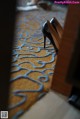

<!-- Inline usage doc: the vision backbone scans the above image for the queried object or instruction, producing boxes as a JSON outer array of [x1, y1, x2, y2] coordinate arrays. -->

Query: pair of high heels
[[42, 17, 63, 53]]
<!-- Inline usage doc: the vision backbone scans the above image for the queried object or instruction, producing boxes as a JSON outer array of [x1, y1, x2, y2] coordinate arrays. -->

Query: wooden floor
[[19, 91, 80, 119]]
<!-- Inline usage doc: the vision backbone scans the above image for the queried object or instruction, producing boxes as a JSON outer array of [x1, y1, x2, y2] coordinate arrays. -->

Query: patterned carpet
[[9, 5, 67, 119]]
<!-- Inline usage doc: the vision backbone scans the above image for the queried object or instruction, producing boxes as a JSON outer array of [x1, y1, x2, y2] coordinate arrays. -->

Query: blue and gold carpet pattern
[[9, 6, 67, 119]]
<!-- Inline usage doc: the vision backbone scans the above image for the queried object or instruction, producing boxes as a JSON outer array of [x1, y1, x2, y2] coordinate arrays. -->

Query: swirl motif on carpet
[[9, 7, 67, 118]]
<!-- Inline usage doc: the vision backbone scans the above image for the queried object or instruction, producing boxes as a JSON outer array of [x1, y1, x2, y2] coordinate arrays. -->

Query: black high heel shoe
[[50, 17, 63, 39], [42, 20, 60, 52], [42, 17, 63, 50]]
